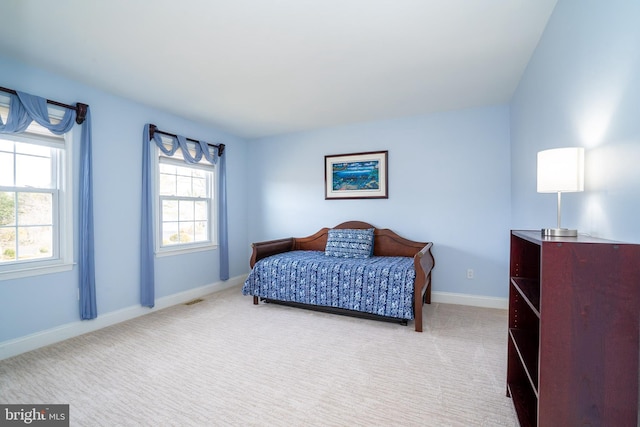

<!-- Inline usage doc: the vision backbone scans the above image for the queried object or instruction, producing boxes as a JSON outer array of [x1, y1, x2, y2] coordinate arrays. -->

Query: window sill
[[0, 261, 74, 281], [156, 244, 219, 258]]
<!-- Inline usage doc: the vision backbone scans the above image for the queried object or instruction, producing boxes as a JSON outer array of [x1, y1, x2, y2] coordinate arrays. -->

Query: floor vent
[[184, 298, 204, 306]]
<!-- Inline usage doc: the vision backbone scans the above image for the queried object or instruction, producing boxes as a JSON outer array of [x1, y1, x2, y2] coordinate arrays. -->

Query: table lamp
[[537, 147, 584, 237]]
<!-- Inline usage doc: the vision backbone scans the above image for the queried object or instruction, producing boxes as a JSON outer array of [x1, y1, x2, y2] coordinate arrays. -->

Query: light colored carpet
[[0, 285, 517, 426]]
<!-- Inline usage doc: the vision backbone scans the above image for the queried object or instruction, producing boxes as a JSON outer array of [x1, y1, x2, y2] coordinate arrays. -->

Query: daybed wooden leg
[[253, 296, 259, 305], [414, 293, 423, 332], [425, 278, 432, 304]]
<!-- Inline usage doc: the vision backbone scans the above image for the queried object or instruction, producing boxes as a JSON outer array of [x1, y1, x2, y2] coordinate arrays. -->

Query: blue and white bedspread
[[242, 250, 416, 319]]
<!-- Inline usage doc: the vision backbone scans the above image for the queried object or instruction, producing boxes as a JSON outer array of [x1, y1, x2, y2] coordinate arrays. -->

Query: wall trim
[[0, 275, 245, 361], [432, 291, 508, 310]]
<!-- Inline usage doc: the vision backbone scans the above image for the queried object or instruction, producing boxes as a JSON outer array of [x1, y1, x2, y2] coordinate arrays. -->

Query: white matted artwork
[[324, 150, 388, 199]]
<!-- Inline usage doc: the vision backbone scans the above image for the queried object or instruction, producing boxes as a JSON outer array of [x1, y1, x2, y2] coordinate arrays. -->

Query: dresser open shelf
[[507, 230, 640, 426]]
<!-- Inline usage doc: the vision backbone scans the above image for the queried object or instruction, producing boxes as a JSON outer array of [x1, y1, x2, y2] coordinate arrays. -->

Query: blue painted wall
[[0, 55, 249, 342], [6, 0, 637, 348], [511, 0, 640, 242], [247, 105, 512, 299]]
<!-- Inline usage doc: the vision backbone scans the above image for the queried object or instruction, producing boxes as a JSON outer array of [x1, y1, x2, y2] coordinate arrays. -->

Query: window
[[0, 104, 73, 279], [155, 140, 217, 254]]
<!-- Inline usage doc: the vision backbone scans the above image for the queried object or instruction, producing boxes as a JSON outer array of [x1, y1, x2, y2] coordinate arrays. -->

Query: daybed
[[242, 221, 435, 332]]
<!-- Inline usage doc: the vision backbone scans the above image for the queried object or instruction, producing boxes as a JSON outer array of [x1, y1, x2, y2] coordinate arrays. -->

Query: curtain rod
[[0, 86, 88, 125], [149, 124, 225, 156]]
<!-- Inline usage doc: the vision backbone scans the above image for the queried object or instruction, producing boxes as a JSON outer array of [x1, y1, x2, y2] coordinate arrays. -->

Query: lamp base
[[541, 228, 578, 237]]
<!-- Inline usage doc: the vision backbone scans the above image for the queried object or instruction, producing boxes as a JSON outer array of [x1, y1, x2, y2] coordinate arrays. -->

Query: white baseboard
[[0, 275, 245, 361], [432, 291, 508, 310]]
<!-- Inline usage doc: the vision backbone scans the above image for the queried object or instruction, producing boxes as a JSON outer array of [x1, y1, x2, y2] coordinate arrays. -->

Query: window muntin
[[155, 145, 216, 253]]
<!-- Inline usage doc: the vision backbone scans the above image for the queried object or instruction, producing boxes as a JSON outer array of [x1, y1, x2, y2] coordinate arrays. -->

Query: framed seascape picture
[[324, 150, 388, 199]]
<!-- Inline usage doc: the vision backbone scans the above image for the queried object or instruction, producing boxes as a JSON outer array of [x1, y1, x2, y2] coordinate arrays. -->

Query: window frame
[[0, 114, 74, 280], [153, 143, 218, 257]]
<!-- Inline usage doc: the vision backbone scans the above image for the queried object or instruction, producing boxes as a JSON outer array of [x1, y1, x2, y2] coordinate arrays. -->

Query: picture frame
[[324, 150, 388, 199]]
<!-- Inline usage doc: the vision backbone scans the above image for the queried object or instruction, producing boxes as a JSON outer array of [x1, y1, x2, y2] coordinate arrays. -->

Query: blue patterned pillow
[[325, 228, 375, 258]]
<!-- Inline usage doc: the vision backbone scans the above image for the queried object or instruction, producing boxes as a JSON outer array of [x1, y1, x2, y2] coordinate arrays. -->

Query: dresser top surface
[[511, 230, 628, 245]]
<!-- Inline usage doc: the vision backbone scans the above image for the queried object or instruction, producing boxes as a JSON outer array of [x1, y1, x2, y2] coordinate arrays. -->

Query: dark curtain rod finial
[[149, 123, 158, 140], [76, 103, 88, 125]]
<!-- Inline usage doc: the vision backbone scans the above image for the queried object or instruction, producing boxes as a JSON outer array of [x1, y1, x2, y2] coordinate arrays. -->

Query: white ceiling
[[0, 0, 557, 139]]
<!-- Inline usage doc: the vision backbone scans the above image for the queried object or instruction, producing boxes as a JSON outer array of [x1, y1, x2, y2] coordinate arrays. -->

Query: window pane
[[162, 222, 193, 245], [17, 193, 52, 225], [0, 152, 13, 186], [179, 200, 194, 221], [17, 226, 52, 260], [0, 230, 16, 262], [192, 177, 206, 198], [159, 163, 177, 196], [179, 225, 194, 243], [0, 192, 15, 226], [194, 201, 208, 221], [194, 221, 208, 242], [159, 173, 176, 196], [162, 222, 179, 246], [176, 176, 191, 196], [16, 154, 52, 188], [162, 200, 178, 222]]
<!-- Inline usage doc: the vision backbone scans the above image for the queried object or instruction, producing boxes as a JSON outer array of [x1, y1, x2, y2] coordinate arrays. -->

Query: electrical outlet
[[466, 269, 474, 279]]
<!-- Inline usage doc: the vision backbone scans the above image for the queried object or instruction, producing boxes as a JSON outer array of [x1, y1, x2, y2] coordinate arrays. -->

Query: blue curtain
[[0, 91, 97, 320], [140, 124, 156, 307], [218, 154, 229, 280], [140, 124, 228, 308]]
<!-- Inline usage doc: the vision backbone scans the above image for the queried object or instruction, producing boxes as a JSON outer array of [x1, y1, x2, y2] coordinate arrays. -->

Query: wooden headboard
[[293, 221, 427, 258]]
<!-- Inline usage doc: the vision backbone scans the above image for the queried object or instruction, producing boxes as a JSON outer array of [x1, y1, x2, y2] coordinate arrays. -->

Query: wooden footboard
[[248, 221, 435, 331], [413, 242, 435, 332]]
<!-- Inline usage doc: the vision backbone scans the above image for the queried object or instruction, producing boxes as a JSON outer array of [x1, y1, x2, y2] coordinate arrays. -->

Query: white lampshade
[[537, 147, 584, 193]]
